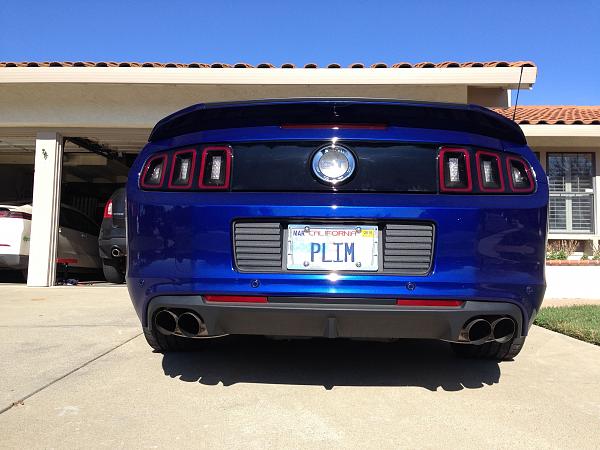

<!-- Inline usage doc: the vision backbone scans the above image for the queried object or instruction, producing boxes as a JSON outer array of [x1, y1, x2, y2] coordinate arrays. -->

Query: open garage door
[[0, 128, 148, 285]]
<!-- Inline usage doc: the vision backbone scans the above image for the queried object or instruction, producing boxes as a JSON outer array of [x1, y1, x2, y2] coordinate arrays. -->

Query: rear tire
[[143, 328, 200, 353], [451, 336, 526, 361], [102, 259, 125, 284]]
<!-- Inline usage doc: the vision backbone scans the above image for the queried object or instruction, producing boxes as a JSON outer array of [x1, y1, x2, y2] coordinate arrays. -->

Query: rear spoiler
[[149, 98, 526, 145]]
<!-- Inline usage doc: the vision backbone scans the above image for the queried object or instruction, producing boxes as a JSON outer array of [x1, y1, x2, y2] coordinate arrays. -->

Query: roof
[[492, 106, 600, 125], [0, 60, 535, 69]]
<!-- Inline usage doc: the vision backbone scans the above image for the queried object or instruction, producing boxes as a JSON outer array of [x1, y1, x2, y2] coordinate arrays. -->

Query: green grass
[[535, 305, 600, 346]]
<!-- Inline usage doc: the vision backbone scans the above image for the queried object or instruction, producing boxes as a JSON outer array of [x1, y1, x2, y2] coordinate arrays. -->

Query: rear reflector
[[204, 295, 268, 303], [396, 299, 464, 307]]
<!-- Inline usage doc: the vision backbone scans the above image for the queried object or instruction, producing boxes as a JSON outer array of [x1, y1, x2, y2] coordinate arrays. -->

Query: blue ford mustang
[[126, 98, 548, 360]]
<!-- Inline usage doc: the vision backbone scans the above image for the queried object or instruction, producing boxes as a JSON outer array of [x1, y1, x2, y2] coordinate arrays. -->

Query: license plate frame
[[286, 224, 379, 272]]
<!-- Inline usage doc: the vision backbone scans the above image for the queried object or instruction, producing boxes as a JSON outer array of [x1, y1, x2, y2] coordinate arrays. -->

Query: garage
[[0, 61, 536, 286]]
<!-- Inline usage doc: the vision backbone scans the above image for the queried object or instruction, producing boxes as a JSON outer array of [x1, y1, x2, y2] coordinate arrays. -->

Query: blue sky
[[1, 0, 598, 105]]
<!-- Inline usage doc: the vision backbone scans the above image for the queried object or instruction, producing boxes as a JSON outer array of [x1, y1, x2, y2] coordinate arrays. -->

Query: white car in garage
[[0, 202, 101, 276]]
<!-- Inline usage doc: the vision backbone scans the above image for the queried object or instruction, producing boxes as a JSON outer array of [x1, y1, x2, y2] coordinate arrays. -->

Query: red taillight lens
[[0, 210, 32, 220], [199, 146, 232, 189], [475, 150, 504, 192], [439, 147, 472, 192], [168, 149, 196, 189], [506, 156, 534, 192], [396, 299, 464, 307], [140, 154, 168, 188], [103, 199, 113, 219], [204, 295, 268, 303]]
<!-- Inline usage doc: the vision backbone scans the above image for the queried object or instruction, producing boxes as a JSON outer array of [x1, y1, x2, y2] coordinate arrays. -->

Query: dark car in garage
[[99, 188, 127, 283]]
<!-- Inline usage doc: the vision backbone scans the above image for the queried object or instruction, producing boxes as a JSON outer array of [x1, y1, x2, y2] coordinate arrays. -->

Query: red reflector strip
[[396, 299, 464, 307], [56, 258, 78, 265], [204, 295, 268, 303], [281, 123, 387, 130]]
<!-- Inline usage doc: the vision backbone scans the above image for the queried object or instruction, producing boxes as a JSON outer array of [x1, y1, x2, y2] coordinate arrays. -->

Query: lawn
[[535, 305, 600, 346]]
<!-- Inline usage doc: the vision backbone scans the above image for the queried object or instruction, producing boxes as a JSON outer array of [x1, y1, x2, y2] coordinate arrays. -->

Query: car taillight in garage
[[103, 199, 113, 219], [0, 210, 32, 220]]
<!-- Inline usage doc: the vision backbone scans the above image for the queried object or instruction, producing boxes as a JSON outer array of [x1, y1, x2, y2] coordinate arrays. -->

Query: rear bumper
[[146, 295, 524, 341], [99, 237, 127, 259], [0, 254, 28, 270]]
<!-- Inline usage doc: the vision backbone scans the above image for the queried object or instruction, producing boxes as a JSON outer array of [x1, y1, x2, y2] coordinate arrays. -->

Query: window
[[547, 153, 595, 233]]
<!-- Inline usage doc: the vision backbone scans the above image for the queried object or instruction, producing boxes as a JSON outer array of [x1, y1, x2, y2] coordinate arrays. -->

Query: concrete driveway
[[0, 285, 599, 449]]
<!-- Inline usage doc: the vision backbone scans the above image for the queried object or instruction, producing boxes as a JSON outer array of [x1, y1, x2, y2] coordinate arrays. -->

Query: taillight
[[168, 149, 196, 189], [506, 156, 534, 192], [199, 146, 232, 189], [439, 147, 472, 192], [140, 154, 167, 188], [103, 199, 113, 219], [0, 210, 32, 220], [438, 147, 535, 194], [475, 150, 504, 192], [139, 145, 233, 191]]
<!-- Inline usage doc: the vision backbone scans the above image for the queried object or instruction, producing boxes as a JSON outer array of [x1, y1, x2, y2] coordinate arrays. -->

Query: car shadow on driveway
[[161, 336, 502, 391]]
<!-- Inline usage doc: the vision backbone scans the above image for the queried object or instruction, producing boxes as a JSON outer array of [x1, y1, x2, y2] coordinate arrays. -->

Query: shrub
[[546, 240, 578, 260]]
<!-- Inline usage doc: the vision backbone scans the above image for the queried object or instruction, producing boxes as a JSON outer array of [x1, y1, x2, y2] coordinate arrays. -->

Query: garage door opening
[[0, 142, 34, 283]]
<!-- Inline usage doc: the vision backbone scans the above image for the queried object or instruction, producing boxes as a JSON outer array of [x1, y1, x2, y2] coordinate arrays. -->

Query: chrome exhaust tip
[[111, 247, 122, 258], [177, 312, 207, 338], [154, 310, 178, 335], [460, 318, 492, 344], [491, 317, 516, 343]]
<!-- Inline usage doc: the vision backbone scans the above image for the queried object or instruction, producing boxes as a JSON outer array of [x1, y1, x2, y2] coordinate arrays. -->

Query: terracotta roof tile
[[492, 106, 600, 125], [0, 60, 536, 69]]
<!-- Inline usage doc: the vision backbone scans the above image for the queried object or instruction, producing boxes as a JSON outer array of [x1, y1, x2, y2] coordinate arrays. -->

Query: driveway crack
[[0, 332, 142, 415]]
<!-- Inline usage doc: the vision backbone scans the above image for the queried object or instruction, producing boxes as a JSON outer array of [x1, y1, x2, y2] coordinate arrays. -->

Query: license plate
[[287, 224, 379, 271]]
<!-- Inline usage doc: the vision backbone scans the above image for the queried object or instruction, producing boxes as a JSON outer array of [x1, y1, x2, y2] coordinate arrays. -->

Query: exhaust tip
[[111, 247, 121, 258], [492, 317, 516, 343], [155, 310, 178, 335], [465, 319, 492, 343], [177, 312, 207, 337]]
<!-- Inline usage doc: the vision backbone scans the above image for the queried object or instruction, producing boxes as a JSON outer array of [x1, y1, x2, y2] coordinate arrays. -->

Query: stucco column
[[27, 132, 63, 286]]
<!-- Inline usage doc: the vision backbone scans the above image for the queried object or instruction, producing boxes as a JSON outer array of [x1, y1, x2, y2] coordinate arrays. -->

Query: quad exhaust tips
[[459, 317, 516, 344], [154, 309, 208, 338]]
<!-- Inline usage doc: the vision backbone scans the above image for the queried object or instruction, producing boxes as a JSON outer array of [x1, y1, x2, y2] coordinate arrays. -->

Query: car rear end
[[99, 188, 127, 283], [127, 99, 548, 359], [0, 203, 32, 271]]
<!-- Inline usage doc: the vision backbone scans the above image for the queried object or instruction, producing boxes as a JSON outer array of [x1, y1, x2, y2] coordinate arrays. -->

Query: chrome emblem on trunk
[[311, 144, 356, 185]]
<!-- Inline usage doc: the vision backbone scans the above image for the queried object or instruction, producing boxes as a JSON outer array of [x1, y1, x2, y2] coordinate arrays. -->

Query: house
[[0, 60, 597, 285]]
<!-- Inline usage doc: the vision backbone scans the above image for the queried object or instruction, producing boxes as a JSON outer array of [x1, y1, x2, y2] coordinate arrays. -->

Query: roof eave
[[0, 66, 537, 88]]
